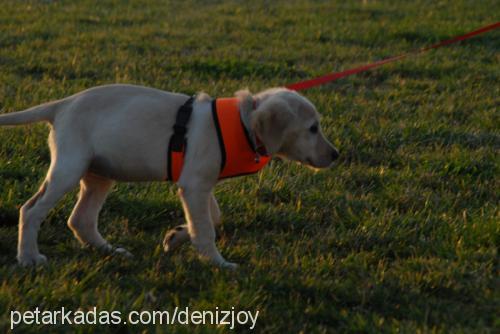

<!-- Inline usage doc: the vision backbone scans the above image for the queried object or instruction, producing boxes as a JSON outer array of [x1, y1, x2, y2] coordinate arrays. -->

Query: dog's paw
[[113, 247, 134, 258], [17, 253, 47, 267], [163, 227, 188, 253], [219, 261, 239, 270], [98, 244, 133, 258]]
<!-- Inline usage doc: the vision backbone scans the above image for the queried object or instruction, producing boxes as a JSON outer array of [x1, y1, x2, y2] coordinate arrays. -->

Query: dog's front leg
[[178, 187, 237, 269], [163, 192, 220, 253]]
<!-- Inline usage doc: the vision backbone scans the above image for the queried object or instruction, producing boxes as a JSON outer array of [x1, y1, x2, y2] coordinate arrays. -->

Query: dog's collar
[[254, 135, 268, 162], [240, 98, 268, 161]]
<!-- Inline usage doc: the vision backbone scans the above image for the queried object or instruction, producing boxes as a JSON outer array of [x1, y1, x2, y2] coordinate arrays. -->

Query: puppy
[[0, 84, 338, 268]]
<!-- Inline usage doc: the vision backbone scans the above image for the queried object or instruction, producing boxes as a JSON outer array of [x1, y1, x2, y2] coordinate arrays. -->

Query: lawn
[[0, 0, 498, 332]]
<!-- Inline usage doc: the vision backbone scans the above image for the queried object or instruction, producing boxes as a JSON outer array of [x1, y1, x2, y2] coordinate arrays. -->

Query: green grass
[[0, 0, 499, 332]]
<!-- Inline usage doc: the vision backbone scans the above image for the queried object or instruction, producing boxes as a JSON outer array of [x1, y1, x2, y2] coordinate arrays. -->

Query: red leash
[[286, 22, 500, 91]]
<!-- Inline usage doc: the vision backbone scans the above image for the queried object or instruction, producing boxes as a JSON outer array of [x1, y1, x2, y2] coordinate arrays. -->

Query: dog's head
[[240, 88, 339, 169]]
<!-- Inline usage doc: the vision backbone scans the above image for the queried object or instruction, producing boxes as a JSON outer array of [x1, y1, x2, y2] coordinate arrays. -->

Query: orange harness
[[167, 97, 270, 182]]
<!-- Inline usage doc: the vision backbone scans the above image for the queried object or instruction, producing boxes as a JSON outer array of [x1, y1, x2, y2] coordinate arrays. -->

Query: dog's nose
[[331, 149, 339, 161]]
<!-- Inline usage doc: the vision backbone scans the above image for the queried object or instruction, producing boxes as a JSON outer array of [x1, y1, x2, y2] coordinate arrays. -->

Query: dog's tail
[[0, 100, 63, 126]]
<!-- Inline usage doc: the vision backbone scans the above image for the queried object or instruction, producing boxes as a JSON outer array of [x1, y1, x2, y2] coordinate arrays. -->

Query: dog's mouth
[[303, 157, 321, 171], [289, 155, 324, 171], [304, 156, 335, 170]]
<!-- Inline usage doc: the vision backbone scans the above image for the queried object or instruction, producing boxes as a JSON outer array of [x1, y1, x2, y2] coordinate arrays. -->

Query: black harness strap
[[167, 96, 195, 180]]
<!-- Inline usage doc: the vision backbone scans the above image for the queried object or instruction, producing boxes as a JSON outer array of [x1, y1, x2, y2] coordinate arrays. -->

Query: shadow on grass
[[104, 195, 183, 230], [0, 207, 18, 227]]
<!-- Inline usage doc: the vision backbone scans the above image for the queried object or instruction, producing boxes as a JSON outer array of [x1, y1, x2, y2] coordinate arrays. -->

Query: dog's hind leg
[[163, 192, 220, 253], [17, 156, 87, 266], [67, 173, 130, 256]]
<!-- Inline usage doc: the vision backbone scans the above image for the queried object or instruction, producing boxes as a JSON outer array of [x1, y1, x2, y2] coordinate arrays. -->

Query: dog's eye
[[309, 125, 318, 134]]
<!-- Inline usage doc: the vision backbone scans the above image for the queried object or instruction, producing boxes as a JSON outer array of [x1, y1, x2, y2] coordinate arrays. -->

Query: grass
[[0, 0, 498, 332]]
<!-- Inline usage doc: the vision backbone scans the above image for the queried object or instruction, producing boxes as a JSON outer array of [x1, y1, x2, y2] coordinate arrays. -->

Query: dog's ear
[[252, 97, 294, 154], [236, 89, 254, 126]]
